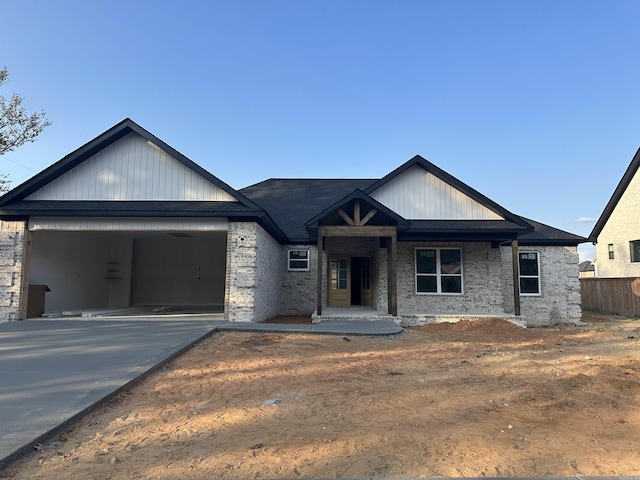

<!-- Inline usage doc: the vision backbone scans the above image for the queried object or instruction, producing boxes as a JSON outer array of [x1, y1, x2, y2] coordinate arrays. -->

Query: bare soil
[[3, 313, 640, 479]]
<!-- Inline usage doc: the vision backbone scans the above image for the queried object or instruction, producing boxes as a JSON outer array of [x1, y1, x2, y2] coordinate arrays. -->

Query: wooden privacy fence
[[581, 277, 640, 316]]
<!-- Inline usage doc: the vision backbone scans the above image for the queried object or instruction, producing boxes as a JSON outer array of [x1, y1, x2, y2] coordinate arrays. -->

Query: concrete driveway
[[0, 318, 220, 468]]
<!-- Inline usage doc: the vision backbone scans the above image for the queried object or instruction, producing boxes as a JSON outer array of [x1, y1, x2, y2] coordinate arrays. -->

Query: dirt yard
[[3, 313, 640, 479]]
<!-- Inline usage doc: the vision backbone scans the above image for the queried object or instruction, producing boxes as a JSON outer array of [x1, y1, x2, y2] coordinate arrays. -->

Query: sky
[[1, 0, 639, 261]]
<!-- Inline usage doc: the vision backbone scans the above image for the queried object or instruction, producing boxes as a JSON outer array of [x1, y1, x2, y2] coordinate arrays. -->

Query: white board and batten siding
[[370, 165, 503, 220], [26, 132, 236, 202], [28, 217, 229, 231]]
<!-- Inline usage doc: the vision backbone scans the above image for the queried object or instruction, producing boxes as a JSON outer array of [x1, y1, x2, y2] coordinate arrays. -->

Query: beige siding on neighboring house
[[370, 165, 503, 220], [594, 164, 640, 277], [26, 132, 236, 202]]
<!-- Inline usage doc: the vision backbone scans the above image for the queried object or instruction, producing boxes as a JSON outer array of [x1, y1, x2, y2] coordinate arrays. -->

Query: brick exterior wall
[[227, 221, 287, 323], [594, 164, 640, 277], [279, 244, 318, 316], [501, 245, 582, 325], [253, 223, 283, 322], [225, 222, 259, 322], [0, 221, 28, 322], [396, 241, 505, 315], [342, 240, 580, 326], [0, 218, 581, 326], [377, 247, 388, 314]]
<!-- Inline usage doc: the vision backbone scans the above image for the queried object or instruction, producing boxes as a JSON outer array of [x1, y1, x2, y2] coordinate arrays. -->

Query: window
[[519, 252, 540, 295], [416, 248, 462, 294], [330, 259, 348, 289], [288, 249, 309, 271], [630, 241, 640, 263], [608, 244, 614, 260]]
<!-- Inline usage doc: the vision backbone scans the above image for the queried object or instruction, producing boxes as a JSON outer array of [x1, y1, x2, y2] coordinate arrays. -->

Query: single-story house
[[0, 119, 585, 326]]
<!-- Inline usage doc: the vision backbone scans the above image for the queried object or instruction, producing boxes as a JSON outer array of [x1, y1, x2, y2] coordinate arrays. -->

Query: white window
[[415, 248, 463, 294], [288, 249, 309, 271], [519, 252, 540, 295]]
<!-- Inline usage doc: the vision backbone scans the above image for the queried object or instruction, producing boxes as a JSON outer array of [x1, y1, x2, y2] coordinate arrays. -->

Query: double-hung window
[[416, 248, 463, 294], [288, 249, 309, 271], [519, 252, 540, 295]]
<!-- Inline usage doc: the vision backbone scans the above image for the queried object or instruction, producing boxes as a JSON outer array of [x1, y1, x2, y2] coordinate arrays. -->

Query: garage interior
[[27, 231, 227, 317]]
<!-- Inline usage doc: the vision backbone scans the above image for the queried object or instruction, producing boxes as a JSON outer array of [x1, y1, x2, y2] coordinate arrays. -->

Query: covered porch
[[306, 191, 529, 321]]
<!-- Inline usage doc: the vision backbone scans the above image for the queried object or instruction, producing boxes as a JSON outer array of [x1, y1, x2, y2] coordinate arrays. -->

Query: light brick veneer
[[501, 245, 582, 325], [0, 221, 28, 322]]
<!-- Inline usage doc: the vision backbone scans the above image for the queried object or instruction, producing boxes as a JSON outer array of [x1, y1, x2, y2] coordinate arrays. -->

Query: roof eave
[[518, 238, 587, 247]]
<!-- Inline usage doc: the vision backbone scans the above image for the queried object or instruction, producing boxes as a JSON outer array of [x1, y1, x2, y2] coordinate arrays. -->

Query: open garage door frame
[[25, 217, 228, 317]]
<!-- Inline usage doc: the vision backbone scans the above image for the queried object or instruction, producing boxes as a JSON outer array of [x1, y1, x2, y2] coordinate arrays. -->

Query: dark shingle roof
[[0, 117, 586, 246], [518, 218, 586, 246], [241, 179, 586, 245], [240, 178, 376, 241]]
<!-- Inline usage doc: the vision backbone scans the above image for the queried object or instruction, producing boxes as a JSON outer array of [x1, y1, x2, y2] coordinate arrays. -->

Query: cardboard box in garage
[[27, 285, 51, 318]]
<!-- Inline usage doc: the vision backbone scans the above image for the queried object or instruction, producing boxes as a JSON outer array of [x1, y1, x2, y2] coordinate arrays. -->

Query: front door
[[328, 256, 372, 307], [328, 257, 350, 306]]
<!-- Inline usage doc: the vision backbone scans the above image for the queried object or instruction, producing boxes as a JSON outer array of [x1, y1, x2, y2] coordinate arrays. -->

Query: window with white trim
[[416, 248, 463, 294], [519, 252, 540, 295], [608, 244, 614, 260], [288, 249, 310, 271]]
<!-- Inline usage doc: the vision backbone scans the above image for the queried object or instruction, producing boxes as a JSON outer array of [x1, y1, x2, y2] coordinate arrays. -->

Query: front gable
[[369, 164, 503, 220], [0, 118, 289, 241], [305, 189, 410, 235], [366, 155, 529, 226], [25, 131, 236, 201], [0, 118, 248, 206]]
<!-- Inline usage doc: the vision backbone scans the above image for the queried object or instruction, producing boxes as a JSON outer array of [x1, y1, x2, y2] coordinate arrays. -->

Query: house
[[588, 147, 640, 278], [0, 119, 585, 326], [578, 260, 595, 278]]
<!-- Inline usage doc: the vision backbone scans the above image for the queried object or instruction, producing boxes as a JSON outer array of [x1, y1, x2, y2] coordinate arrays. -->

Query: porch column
[[316, 234, 323, 315], [511, 239, 521, 316], [387, 232, 397, 316]]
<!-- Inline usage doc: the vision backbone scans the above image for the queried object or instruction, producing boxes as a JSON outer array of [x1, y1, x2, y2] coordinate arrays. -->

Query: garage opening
[[27, 230, 227, 317]]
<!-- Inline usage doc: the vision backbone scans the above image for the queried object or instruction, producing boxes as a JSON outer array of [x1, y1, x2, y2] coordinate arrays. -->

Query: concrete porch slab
[[313, 308, 527, 328]]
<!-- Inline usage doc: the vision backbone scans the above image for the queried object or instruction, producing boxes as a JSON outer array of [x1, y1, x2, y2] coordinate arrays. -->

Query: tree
[[0, 173, 10, 194], [0, 67, 51, 156]]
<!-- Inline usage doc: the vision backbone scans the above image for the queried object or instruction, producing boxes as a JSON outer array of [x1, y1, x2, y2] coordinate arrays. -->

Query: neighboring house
[[578, 260, 595, 278], [588, 147, 640, 278], [0, 119, 585, 326]]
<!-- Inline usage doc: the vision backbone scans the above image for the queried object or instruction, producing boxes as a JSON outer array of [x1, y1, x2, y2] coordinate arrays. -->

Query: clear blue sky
[[2, 0, 639, 260]]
